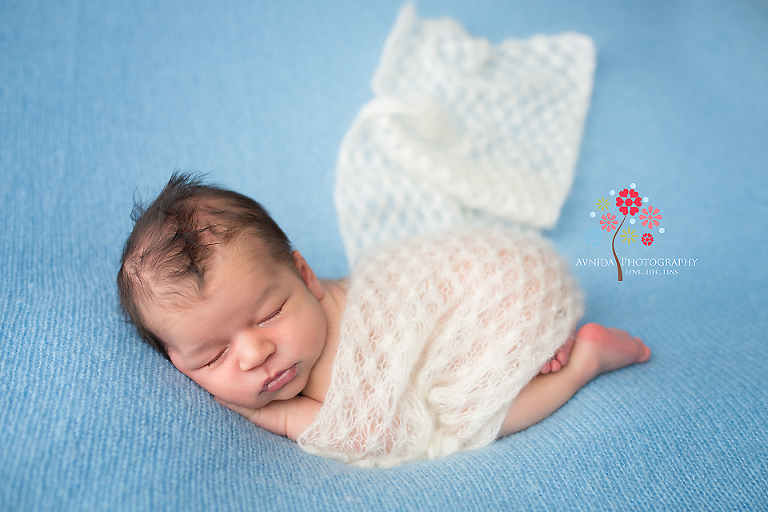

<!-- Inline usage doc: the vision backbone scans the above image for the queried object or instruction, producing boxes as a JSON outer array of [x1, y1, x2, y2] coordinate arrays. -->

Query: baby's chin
[[238, 382, 306, 410], [211, 363, 311, 409]]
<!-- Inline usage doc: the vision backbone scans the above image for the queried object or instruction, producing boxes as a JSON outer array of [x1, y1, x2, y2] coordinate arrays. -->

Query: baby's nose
[[236, 333, 275, 371]]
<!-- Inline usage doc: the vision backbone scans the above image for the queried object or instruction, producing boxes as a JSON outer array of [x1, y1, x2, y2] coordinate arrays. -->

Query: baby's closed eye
[[258, 299, 287, 327], [203, 347, 228, 368]]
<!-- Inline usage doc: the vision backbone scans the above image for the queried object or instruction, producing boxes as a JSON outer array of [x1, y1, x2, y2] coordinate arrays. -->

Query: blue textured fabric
[[2, 1, 767, 510]]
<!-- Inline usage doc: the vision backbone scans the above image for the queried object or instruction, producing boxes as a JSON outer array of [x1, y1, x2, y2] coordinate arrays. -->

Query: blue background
[[2, 1, 766, 510]]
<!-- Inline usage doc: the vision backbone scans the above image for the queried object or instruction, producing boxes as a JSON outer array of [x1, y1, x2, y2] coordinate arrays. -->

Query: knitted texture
[[334, 4, 596, 265], [298, 229, 584, 467]]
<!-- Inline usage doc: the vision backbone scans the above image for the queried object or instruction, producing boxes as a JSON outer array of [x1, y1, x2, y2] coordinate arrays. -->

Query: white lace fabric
[[335, 4, 595, 266], [300, 5, 594, 466], [298, 229, 584, 467]]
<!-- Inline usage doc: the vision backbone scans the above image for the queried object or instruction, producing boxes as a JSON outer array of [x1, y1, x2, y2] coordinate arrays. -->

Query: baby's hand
[[215, 396, 322, 440]]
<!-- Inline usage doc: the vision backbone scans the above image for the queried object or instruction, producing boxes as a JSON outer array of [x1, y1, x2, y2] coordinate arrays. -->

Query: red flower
[[616, 188, 643, 216], [600, 213, 618, 232], [639, 205, 662, 230], [642, 233, 654, 246]]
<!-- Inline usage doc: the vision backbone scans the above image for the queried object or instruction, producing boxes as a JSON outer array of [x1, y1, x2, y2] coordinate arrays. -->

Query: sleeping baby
[[117, 173, 650, 467]]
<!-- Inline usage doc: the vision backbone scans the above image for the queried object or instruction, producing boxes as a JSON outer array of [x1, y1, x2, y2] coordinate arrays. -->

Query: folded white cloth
[[335, 4, 595, 266]]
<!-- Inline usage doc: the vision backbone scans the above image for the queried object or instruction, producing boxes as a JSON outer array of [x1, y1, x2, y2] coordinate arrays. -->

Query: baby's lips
[[262, 364, 297, 393]]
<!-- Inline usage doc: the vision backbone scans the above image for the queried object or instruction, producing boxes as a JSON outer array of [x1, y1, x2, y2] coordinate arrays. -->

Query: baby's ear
[[292, 251, 324, 300]]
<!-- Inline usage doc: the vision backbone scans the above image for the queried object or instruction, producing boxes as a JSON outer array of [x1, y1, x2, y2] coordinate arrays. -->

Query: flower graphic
[[642, 233, 654, 246], [592, 184, 666, 281], [639, 205, 662, 230], [616, 188, 643, 216], [584, 227, 603, 247], [600, 213, 618, 232], [620, 227, 637, 245]]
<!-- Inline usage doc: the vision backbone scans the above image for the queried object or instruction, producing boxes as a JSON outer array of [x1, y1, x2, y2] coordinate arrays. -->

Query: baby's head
[[117, 172, 295, 358], [118, 173, 328, 408]]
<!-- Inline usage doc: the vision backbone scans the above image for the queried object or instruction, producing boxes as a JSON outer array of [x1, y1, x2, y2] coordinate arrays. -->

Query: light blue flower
[[584, 227, 602, 247]]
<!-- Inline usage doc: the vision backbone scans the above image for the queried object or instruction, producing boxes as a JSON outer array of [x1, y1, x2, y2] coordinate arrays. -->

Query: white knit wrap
[[334, 4, 595, 266], [298, 5, 594, 466], [297, 229, 584, 466]]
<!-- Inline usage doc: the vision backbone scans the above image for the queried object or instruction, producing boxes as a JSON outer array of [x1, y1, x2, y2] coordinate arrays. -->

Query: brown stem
[[612, 216, 626, 281]]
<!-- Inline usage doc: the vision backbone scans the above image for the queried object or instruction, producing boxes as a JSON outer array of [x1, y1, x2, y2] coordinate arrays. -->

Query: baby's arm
[[216, 396, 322, 440]]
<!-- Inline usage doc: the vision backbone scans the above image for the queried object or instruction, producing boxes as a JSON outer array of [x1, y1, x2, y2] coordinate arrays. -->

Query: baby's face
[[145, 244, 328, 410]]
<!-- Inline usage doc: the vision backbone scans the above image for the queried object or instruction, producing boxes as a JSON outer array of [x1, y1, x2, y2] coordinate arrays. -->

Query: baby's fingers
[[215, 397, 262, 424]]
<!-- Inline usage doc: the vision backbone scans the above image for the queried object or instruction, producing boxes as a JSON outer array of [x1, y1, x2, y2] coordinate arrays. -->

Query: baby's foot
[[540, 336, 575, 374], [570, 323, 651, 380]]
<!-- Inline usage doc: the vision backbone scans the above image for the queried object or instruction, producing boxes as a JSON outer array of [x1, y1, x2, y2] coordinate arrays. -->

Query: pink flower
[[616, 188, 643, 216], [639, 205, 662, 230], [642, 233, 654, 246], [600, 213, 618, 232]]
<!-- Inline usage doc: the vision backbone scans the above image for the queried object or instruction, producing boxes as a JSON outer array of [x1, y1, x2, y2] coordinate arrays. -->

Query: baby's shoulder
[[321, 278, 349, 307]]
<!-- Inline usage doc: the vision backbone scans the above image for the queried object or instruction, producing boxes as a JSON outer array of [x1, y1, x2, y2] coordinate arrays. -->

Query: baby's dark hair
[[117, 172, 293, 359]]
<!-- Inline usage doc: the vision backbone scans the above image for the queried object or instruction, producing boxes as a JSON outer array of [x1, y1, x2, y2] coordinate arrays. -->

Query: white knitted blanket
[[298, 5, 594, 466], [334, 4, 595, 266], [298, 229, 584, 466]]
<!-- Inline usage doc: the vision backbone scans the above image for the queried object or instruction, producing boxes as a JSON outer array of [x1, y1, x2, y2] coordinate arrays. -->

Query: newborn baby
[[118, 173, 650, 466]]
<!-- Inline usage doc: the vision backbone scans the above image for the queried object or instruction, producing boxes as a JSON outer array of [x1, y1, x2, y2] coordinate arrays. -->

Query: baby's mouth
[[262, 364, 297, 394]]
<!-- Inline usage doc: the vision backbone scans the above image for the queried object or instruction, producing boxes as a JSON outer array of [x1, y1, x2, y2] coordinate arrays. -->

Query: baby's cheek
[[193, 376, 221, 397], [186, 372, 236, 404]]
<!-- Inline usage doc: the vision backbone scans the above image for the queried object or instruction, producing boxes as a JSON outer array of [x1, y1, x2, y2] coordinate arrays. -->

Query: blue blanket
[[2, 1, 766, 510]]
